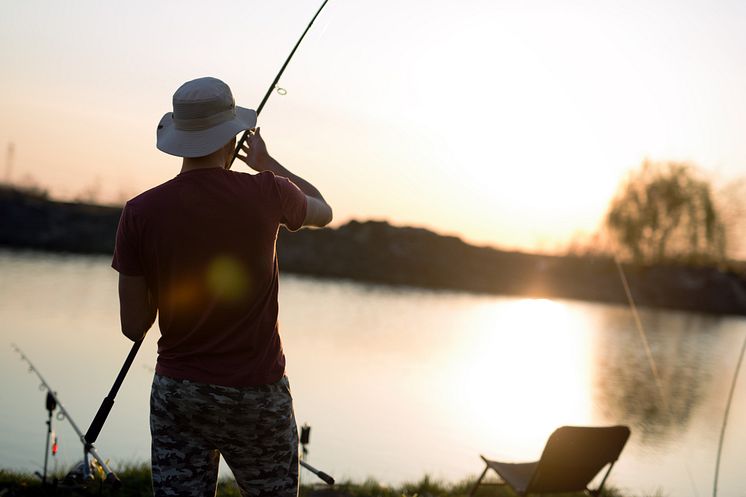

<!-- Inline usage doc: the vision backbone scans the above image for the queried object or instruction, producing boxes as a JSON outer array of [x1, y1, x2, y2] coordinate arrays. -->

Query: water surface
[[1, 250, 745, 496]]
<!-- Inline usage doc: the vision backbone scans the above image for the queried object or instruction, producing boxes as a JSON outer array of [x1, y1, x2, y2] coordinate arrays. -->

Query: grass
[[0, 464, 660, 497]]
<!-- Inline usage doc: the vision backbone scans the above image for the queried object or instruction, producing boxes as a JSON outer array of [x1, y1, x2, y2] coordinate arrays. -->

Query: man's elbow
[[304, 198, 333, 228], [122, 327, 145, 342], [319, 205, 333, 227], [312, 205, 333, 228], [121, 323, 147, 342], [120, 313, 155, 342]]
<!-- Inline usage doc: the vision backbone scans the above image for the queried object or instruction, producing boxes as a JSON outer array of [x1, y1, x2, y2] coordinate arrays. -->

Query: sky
[[1, 0, 746, 253]]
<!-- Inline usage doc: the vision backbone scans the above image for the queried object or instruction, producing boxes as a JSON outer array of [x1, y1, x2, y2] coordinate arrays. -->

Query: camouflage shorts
[[150, 374, 299, 497]]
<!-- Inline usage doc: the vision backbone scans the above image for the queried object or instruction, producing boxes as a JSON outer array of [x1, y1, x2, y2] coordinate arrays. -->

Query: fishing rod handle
[[109, 339, 143, 397], [85, 396, 114, 444], [85, 339, 142, 444], [315, 471, 335, 486], [300, 460, 335, 485]]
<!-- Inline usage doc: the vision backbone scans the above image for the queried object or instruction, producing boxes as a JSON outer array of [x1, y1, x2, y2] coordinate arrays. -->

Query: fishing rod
[[613, 249, 746, 496], [85, 0, 336, 486], [12, 344, 119, 485], [230, 0, 331, 168], [713, 331, 746, 497], [609, 247, 701, 495]]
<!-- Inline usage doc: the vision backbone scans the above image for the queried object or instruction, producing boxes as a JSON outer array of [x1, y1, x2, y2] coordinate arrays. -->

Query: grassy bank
[[0, 464, 654, 497]]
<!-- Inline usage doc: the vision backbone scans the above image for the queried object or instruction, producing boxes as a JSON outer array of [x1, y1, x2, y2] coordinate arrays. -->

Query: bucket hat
[[156, 77, 257, 158]]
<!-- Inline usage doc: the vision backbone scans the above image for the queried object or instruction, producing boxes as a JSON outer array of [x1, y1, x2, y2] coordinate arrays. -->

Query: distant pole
[[5, 142, 13, 185]]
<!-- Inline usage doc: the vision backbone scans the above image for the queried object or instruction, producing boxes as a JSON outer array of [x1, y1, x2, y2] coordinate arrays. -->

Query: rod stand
[[42, 391, 57, 485], [297, 424, 334, 485]]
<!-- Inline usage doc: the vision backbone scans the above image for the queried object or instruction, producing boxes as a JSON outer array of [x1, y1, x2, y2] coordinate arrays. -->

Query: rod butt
[[317, 471, 334, 486]]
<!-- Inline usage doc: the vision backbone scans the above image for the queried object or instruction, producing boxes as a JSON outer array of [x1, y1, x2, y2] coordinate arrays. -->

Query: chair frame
[[469, 425, 630, 497]]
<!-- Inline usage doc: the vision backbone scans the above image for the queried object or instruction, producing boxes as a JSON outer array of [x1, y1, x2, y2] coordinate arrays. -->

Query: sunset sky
[[1, 0, 745, 252]]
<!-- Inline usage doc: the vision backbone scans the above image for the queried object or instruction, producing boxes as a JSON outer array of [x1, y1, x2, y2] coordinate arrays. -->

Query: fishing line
[[712, 330, 746, 497], [616, 251, 746, 497], [613, 256, 669, 411], [612, 254, 701, 497]]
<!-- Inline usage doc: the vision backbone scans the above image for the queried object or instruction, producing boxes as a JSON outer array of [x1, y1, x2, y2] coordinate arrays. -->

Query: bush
[[606, 160, 726, 264]]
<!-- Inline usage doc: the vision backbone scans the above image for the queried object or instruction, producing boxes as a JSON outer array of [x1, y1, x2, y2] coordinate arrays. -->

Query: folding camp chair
[[469, 425, 630, 497]]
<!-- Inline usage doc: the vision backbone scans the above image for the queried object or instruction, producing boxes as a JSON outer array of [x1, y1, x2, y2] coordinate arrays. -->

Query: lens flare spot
[[207, 256, 249, 302], [167, 279, 199, 308]]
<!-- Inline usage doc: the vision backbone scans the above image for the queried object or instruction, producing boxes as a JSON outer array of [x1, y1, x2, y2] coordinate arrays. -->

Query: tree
[[605, 160, 726, 264], [717, 179, 746, 261]]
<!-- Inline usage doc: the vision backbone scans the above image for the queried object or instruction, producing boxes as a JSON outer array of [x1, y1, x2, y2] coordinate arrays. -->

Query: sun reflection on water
[[440, 298, 594, 461]]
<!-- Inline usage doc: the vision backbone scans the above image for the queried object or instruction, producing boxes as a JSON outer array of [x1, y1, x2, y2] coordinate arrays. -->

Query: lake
[[1, 250, 745, 496]]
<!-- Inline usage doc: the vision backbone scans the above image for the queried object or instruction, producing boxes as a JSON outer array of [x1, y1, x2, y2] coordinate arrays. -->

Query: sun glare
[[441, 298, 593, 460]]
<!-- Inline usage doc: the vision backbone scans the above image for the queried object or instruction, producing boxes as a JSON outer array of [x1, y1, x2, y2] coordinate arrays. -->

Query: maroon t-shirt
[[112, 168, 307, 387]]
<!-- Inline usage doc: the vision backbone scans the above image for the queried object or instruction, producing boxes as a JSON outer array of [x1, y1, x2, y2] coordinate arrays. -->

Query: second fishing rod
[[13, 344, 119, 485], [85, 0, 334, 486]]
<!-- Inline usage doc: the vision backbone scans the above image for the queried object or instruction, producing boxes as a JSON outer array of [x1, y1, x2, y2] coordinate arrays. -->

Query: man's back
[[113, 168, 306, 386]]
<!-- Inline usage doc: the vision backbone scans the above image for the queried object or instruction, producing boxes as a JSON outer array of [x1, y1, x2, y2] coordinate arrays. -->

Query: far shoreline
[[2, 186, 745, 317]]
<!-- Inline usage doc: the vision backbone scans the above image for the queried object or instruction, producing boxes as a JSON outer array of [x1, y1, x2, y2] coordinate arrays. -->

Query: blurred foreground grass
[[0, 463, 651, 497]]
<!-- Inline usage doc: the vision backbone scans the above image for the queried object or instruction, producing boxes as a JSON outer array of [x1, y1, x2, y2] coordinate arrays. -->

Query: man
[[112, 76, 332, 497]]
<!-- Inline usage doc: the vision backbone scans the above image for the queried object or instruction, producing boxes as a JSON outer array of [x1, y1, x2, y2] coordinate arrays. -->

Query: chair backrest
[[526, 425, 630, 494]]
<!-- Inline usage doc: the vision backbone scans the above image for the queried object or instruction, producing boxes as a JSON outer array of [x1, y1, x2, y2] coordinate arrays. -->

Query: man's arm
[[261, 157, 333, 228], [118, 274, 157, 342], [236, 127, 333, 227]]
